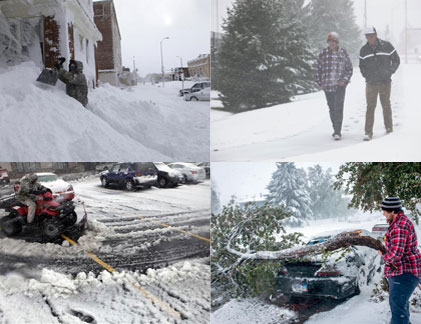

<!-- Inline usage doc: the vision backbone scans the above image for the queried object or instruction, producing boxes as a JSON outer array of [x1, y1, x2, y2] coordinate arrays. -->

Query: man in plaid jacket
[[315, 32, 353, 141], [379, 197, 421, 324]]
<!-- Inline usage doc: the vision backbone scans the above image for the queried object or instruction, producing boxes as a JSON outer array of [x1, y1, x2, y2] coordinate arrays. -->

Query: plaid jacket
[[315, 47, 353, 92], [383, 213, 421, 278]]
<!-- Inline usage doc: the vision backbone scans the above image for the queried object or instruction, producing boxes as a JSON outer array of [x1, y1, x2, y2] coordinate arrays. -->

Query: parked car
[[184, 87, 210, 101], [275, 230, 380, 300], [14, 172, 75, 201], [154, 162, 183, 188], [0, 167, 10, 184], [167, 163, 206, 183], [179, 81, 210, 96], [371, 223, 389, 240], [100, 163, 158, 190], [197, 162, 210, 178]]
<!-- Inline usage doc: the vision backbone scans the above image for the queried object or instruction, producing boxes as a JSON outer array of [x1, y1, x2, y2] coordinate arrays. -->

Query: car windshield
[[37, 174, 59, 182]]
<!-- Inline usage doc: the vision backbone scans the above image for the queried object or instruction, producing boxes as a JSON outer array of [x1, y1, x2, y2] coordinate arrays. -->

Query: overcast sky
[[212, 162, 343, 207], [111, 0, 210, 76], [211, 0, 421, 43]]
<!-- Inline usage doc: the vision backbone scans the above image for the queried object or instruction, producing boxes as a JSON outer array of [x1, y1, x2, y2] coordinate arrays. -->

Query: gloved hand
[[54, 63, 62, 70], [58, 57, 66, 65]]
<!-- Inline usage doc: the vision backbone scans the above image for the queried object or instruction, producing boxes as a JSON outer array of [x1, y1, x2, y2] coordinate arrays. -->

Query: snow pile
[[211, 298, 296, 323], [0, 62, 209, 161]]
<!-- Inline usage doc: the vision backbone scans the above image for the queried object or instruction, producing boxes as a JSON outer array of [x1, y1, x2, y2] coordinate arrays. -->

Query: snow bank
[[211, 298, 296, 323], [0, 62, 209, 161]]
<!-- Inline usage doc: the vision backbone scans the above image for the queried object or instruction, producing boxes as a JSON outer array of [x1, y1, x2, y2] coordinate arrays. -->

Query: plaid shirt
[[383, 213, 421, 278], [315, 47, 353, 92]]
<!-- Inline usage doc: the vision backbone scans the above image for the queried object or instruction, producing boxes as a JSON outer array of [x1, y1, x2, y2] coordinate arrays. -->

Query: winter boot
[[333, 134, 341, 141], [363, 134, 372, 141]]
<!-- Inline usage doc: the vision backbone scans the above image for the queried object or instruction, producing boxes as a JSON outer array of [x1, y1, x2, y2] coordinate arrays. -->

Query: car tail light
[[278, 266, 288, 275], [191, 171, 198, 174], [137, 173, 142, 177], [316, 266, 341, 277]]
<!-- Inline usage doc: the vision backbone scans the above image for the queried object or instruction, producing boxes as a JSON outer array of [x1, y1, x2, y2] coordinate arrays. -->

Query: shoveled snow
[[0, 62, 209, 161], [211, 64, 421, 161]]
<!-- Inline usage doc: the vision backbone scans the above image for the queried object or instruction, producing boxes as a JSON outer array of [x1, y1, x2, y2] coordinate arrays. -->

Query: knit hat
[[364, 26, 377, 35], [381, 197, 402, 210], [327, 32, 339, 43]]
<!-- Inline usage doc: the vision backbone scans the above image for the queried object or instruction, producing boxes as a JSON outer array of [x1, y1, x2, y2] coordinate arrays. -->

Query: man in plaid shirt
[[315, 32, 353, 141], [379, 197, 421, 324]]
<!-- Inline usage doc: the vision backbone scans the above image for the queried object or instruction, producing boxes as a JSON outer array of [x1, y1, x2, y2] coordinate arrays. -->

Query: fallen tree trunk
[[227, 230, 386, 261]]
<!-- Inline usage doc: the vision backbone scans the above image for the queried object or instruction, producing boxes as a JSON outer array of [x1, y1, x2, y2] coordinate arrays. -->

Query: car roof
[[35, 172, 57, 176]]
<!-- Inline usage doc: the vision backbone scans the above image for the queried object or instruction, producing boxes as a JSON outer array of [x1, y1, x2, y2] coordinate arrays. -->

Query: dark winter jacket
[[359, 38, 400, 84], [315, 47, 353, 92], [58, 60, 88, 107], [16, 175, 46, 202]]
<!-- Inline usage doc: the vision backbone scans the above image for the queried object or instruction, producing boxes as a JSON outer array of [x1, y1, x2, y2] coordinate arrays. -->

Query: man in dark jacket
[[16, 173, 48, 224], [54, 58, 88, 107], [315, 32, 353, 140], [359, 26, 400, 141], [378, 197, 421, 324]]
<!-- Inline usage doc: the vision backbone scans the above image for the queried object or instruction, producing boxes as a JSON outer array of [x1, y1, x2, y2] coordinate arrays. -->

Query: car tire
[[182, 175, 188, 183], [101, 177, 109, 188], [191, 96, 199, 101], [158, 177, 168, 188], [125, 180, 136, 191]]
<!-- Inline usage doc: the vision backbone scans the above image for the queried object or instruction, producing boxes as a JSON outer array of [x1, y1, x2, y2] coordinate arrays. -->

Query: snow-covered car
[[100, 163, 158, 190], [197, 162, 210, 178], [179, 81, 210, 96], [36, 172, 75, 201], [154, 162, 183, 188], [371, 223, 389, 240], [167, 163, 206, 183], [184, 87, 210, 101], [275, 230, 380, 300], [0, 167, 10, 184]]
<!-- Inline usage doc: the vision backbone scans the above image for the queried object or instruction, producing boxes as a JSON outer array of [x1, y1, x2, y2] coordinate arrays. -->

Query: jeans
[[324, 86, 346, 136], [388, 273, 420, 324], [365, 82, 393, 136]]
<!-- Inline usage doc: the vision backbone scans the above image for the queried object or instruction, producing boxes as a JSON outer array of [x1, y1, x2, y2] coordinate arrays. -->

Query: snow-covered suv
[[0, 168, 10, 184], [179, 81, 210, 96]]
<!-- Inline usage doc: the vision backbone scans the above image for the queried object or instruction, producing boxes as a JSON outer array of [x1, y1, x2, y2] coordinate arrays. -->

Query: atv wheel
[[43, 219, 64, 239], [65, 212, 77, 226], [0, 214, 22, 236], [125, 180, 136, 191]]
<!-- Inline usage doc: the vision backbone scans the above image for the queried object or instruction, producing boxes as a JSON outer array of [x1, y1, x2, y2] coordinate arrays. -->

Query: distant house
[[93, 0, 122, 86], [188, 54, 210, 79], [0, 0, 102, 87]]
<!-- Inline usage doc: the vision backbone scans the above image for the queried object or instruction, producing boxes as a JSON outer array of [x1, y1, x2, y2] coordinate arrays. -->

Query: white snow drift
[[0, 62, 209, 161]]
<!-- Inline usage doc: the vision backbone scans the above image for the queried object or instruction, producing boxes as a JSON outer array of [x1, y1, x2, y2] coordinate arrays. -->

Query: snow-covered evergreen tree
[[215, 0, 317, 112], [305, 0, 361, 62], [307, 165, 351, 219], [266, 162, 312, 226]]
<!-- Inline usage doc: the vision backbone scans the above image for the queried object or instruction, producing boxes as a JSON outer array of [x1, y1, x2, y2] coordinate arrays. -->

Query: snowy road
[[0, 177, 210, 323], [211, 64, 421, 161]]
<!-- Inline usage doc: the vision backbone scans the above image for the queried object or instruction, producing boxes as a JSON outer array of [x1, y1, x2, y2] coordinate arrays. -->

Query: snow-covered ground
[[0, 177, 211, 323], [211, 64, 421, 161], [211, 211, 421, 324], [0, 62, 209, 161]]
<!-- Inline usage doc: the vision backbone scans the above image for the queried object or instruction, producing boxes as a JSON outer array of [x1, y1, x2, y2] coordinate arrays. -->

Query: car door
[[108, 164, 121, 184]]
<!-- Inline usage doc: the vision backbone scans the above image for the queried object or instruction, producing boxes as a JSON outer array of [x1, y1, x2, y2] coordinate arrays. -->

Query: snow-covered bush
[[211, 200, 303, 304]]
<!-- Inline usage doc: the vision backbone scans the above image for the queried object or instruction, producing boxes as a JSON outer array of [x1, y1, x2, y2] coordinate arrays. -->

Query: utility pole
[[177, 56, 184, 93], [364, 0, 367, 29], [160, 37, 169, 87]]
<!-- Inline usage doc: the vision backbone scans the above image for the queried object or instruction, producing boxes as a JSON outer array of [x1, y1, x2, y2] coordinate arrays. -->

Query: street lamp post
[[177, 55, 184, 93], [160, 36, 169, 87]]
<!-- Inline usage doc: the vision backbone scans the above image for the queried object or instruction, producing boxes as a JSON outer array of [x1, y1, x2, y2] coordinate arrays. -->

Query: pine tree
[[266, 162, 313, 226], [307, 165, 351, 219], [215, 0, 317, 112], [306, 0, 362, 62]]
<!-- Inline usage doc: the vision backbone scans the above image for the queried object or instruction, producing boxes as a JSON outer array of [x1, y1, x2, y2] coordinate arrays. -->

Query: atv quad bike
[[0, 191, 87, 243]]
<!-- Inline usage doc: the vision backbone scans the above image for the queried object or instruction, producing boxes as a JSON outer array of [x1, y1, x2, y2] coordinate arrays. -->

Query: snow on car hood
[[39, 179, 70, 193]]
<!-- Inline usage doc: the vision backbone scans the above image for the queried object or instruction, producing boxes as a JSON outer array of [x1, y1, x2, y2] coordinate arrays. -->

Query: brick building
[[0, 0, 102, 87], [187, 54, 210, 79], [93, 0, 122, 86]]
